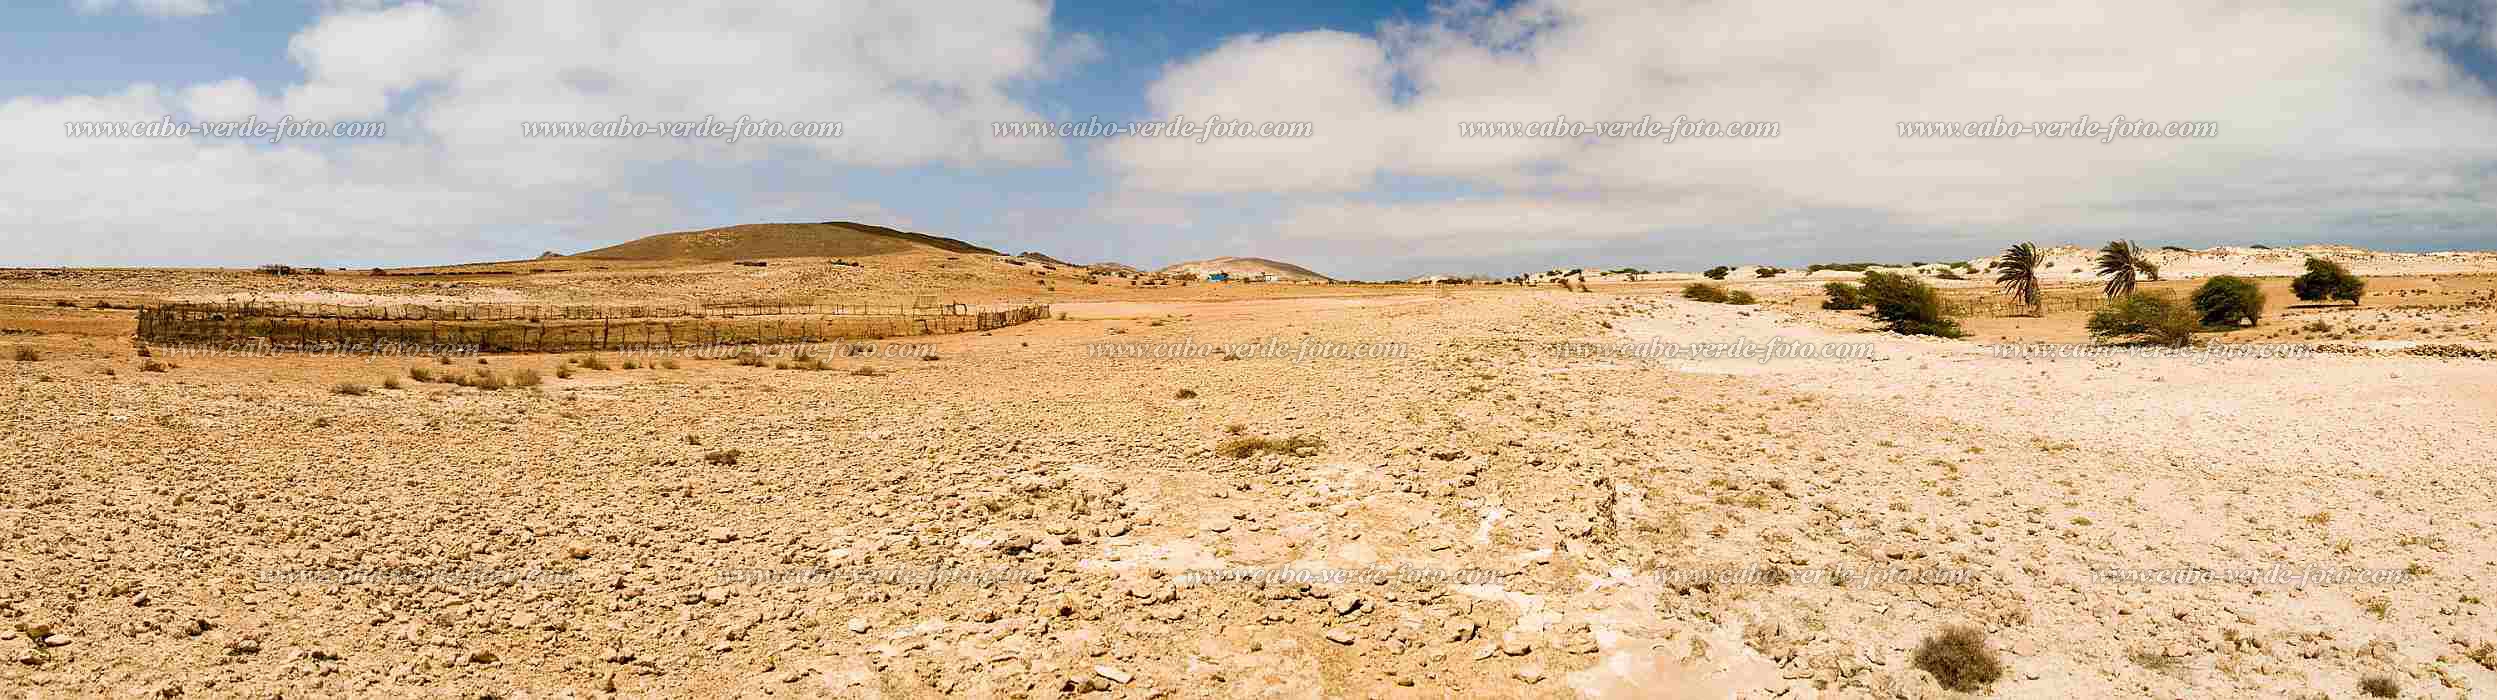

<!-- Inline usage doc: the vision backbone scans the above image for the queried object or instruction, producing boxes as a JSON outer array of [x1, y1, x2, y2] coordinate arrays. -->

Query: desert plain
[[2, 237, 2495, 699]]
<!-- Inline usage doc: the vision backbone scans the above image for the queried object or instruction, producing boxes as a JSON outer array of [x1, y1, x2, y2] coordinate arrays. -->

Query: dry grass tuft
[[702, 449, 742, 466], [1910, 625, 2004, 692], [12, 346, 38, 362], [511, 369, 544, 387], [1214, 434, 1323, 459], [2359, 675, 2400, 698], [1175, 388, 1198, 399], [381, 377, 403, 390], [576, 354, 611, 370], [851, 366, 883, 377], [140, 360, 168, 372], [408, 366, 434, 383], [330, 382, 370, 396]]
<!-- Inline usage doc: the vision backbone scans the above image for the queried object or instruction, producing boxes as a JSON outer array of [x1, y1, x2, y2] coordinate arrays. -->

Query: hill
[[1157, 256, 1333, 282], [572, 221, 1002, 261], [1017, 252, 1075, 267]]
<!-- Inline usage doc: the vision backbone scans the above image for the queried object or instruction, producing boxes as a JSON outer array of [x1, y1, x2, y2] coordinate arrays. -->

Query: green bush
[[2290, 258, 2365, 305], [1753, 267, 1784, 278], [1820, 282, 1863, 310], [1702, 266, 1731, 280], [1725, 290, 1757, 305], [1859, 271, 1964, 337], [2088, 292, 2200, 347], [2190, 276, 2266, 327], [1683, 283, 1730, 303]]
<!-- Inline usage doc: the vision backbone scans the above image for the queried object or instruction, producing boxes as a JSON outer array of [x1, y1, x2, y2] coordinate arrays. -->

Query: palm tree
[[1994, 242, 2044, 316], [2096, 240, 2148, 298]]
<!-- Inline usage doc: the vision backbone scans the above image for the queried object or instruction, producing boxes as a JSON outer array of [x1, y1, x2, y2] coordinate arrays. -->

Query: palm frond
[[1993, 242, 2044, 315], [2096, 240, 2141, 299]]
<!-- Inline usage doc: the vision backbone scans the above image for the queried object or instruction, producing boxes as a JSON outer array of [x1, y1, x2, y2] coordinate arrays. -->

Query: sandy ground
[[3, 277, 2494, 698]]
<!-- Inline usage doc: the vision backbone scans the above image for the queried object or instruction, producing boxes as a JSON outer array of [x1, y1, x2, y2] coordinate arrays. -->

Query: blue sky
[[3, 0, 2493, 279]]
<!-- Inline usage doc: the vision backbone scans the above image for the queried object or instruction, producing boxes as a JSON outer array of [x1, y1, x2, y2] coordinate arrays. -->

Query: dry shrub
[[408, 366, 434, 382], [1215, 434, 1324, 459], [702, 449, 742, 466], [511, 368, 543, 387], [330, 382, 370, 396], [462, 370, 507, 390], [381, 377, 403, 390], [732, 352, 768, 367], [620, 359, 640, 370], [660, 358, 681, 370], [555, 365, 574, 379], [1910, 625, 2004, 692], [13, 346, 40, 362], [1175, 388, 1198, 399], [576, 354, 611, 370], [851, 366, 883, 377], [140, 360, 168, 373], [2359, 675, 2400, 698]]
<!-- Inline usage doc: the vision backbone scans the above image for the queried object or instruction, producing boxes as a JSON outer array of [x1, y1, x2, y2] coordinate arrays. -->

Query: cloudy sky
[[4, 0, 2494, 280]]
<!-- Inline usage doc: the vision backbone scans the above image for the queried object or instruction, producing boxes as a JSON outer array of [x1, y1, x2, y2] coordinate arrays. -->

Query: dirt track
[[5, 289, 2495, 698]]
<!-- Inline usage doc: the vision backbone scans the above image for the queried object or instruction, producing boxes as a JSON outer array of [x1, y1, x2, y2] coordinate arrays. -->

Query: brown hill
[[1156, 257, 1333, 282], [1017, 252, 1075, 267], [573, 221, 1002, 261]]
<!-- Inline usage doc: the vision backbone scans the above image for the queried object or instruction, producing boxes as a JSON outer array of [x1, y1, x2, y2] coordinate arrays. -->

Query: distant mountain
[[1156, 256, 1333, 282], [572, 221, 1002, 261], [1017, 252, 1074, 266]]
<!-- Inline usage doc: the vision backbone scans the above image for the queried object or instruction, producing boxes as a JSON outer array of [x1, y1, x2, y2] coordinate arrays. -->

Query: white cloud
[[5, 0, 1079, 266], [1104, 0, 2497, 256]]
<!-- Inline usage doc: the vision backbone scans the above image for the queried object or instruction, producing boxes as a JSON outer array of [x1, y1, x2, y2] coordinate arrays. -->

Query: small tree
[[1682, 283, 1729, 303], [2189, 276, 2265, 327], [1703, 266, 1731, 280], [2290, 258, 2365, 305], [2087, 291, 2200, 347], [1820, 282, 1863, 310], [1860, 271, 1964, 337]]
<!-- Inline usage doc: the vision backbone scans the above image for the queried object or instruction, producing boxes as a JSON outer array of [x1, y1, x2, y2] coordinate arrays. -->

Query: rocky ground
[[3, 288, 2494, 698]]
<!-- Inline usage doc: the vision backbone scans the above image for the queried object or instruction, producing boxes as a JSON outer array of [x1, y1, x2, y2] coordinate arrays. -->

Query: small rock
[[1095, 666, 1133, 684], [1324, 629, 1357, 645], [1515, 665, 1546, 683], [847, 618, 871, 634]]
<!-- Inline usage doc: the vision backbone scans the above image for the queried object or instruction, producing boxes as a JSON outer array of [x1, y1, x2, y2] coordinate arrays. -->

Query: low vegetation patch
[[1910, 625, 2004, 692], [11, 346, 35, 362], [1860, 271, 1965, 338], [702, 449, 742, 466], [2292, 258, 2366, 305], [511, 368, 544, 387], [2088, 292, 2200, 347], [851, 366, 883, 377], [575, 354, 611, 370], [330, 382, 370, 396], [1820, 282, 1863, 310], [2190, 275, 2266, 327], [1725, 290, 1758, 305], [1683, 283, 1730, 303], [2359, 675, 2400, 698]]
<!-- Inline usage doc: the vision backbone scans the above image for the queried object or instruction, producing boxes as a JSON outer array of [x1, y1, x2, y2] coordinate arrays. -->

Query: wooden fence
[[136, 303, 1051, 354]]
